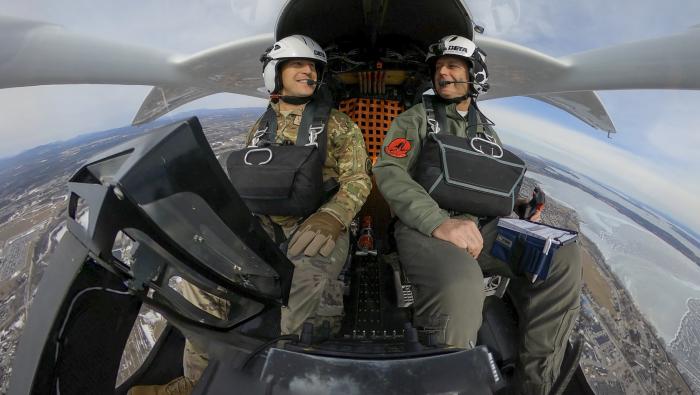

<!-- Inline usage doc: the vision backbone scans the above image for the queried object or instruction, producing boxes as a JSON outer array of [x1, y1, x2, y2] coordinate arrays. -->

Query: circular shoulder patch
[[385, 137, 412, 158]]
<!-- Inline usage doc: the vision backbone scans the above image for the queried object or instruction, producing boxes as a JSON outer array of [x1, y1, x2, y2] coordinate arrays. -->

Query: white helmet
[[261, 35, 327, 94], [426, 35, 490, 97]]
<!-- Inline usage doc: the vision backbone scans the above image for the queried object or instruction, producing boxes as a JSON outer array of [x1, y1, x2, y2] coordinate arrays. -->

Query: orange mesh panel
[[339, 98, 405, 163], [339, 98, 405, 241]]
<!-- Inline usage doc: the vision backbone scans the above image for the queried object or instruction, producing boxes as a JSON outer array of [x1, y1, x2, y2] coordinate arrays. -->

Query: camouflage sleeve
[[318, 111, 371, 228], [373, 104, 449, 236]]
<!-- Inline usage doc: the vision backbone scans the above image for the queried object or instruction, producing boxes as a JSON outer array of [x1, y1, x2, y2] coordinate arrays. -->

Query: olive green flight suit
[[374, 101, 582, 395], [181, 101, 371, 381]]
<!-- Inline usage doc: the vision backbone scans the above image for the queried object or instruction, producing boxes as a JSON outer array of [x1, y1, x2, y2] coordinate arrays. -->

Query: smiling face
[[433, 55, 471, 100], [279, 59, 318, 97]]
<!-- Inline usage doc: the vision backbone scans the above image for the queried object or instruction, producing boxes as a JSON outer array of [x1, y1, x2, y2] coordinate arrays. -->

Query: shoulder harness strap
[[251, 99, 332, 165], [422, 94, 448, 135], [297, 98, 332, 165], [467, 102, 497, 139], [425, 95, 496, 142], [468, 102, 503, 158], [249, 105, 278, 147]]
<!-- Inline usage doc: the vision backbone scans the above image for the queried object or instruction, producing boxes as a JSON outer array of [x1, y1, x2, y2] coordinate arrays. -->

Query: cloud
[[0, 85, 265, 158], [597, 90, 700, 168], [0, 0, 284, 54], [0, 0, 280, 157], [0, 85, 150, 157], [227, 0, 283, 31], [470, 0, 700, 56], [473, 0, 558, 44], [480, 101, 700, 231], [646, 115, 700, 162]]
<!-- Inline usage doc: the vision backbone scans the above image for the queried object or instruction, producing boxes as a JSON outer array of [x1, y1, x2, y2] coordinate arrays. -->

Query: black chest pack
[[413, 96, 526, 217], [226, 100, 331, 217]]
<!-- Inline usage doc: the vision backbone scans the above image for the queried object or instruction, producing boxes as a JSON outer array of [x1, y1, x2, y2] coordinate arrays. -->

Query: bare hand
[[431, 218, 483, 258]]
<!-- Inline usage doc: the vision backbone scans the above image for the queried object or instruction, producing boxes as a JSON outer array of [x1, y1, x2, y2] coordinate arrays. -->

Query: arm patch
[[385, 137, 412, 158]]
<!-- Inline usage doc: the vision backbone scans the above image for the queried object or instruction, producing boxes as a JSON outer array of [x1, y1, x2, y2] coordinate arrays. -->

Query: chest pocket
[[413, 96, 526, 217], [226, 100, 330, 217], [227, 145, 323, 217]]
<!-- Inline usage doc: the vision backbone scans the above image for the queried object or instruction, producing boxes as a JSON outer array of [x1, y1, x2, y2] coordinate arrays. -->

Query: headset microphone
[[305, 79, 320, 86]]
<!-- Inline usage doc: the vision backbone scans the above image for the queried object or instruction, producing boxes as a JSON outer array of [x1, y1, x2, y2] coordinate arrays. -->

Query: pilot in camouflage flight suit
[[182, 34, 371, 381], [373, 35, 583, 395], [128, 35, 371, 395]]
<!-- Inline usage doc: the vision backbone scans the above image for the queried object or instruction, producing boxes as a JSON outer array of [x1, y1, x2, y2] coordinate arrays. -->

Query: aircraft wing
[[476, 27, 700, 132], [0, 15, 271, 98], [3, 16, 700, 133], [0, 16, 183, 88], [134, 26, 700, 130], [527, 91, 615, 132], [131, 37, 272, 125], [132, 87, 221, 126], [477, 27, 700, 95]]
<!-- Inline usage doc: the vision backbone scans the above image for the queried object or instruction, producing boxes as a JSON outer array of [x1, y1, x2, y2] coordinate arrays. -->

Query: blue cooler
[[491, 219, 578, 283]]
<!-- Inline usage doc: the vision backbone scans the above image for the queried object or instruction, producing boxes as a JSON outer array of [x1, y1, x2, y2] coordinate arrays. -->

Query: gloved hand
[[514, 197, 530, 218], [288, 211, 344, 257], [515, 198, 543, 222]]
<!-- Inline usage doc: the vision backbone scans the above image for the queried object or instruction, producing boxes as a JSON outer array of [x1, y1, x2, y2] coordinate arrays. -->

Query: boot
[[127, 376, 195, 395]]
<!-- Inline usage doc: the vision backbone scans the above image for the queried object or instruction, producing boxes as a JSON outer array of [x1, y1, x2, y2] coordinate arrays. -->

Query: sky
[[0, 0, 699, 233]]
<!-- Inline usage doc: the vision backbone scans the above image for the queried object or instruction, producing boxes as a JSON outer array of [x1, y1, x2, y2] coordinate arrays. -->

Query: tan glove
[[288, 212, 344, 257]]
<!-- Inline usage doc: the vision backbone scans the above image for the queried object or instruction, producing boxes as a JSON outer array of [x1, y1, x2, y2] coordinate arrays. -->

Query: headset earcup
[[263, 59, 279, 93], [470, 53, 489, 96]]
